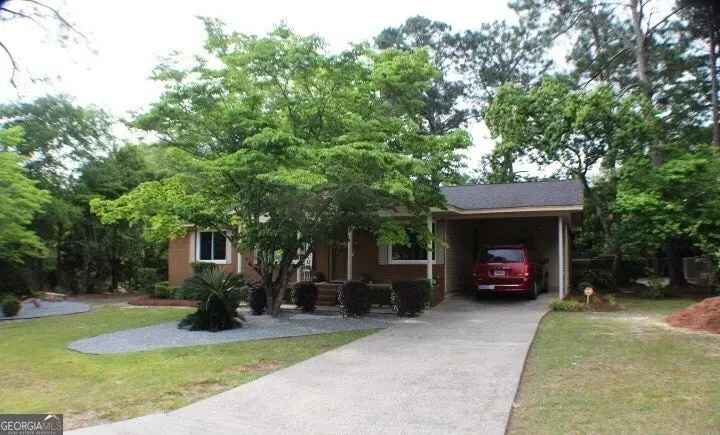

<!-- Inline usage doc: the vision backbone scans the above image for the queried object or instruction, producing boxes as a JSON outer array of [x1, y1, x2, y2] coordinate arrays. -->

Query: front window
[[197, 231, 228, 263], [389, 226, 434, 264]]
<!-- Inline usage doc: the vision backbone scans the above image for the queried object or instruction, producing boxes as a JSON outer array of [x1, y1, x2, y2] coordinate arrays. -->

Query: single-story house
[[168, 180, 584, 302]]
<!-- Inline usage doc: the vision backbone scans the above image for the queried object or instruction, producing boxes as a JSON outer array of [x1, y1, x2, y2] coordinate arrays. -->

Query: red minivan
[[473, 245, 544, 299]]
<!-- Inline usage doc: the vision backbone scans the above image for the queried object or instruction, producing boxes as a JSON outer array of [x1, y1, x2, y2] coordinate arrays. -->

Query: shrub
[[392, 280, 429, 317], [293, 281, 318, 312], [549, 299, 585, 312], [132, 267, 158, 294], [369, 284, 392, 307], [340, 281, 370, 316], [177, 266, 246, 332], [152, 281, 175, 299], [606, 294, 618, 307], [313, 271, 326, 282], [249, 284, 267, 315], [2, 295, 22, 317], [643, 275, 671, 298], [191, 262, 215, 275], [283, 287, 294, 303]]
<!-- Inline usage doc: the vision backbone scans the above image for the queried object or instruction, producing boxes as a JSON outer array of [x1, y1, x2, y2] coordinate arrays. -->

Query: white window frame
[[388, 223, 436, 265], [194, 230, 231, 264]]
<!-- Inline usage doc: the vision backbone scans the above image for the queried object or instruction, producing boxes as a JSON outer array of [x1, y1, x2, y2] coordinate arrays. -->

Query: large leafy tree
[[616, 144, 720, 279], [453, 16, 553, 105], [93, 22, 470, 316], [512, 0, 707, 152], [678, 0, 720, 146], [485, 79, 660, 279], [69, 145, 162, 292], [0, 95, 113, 189], [0, 95, 114, 289], [0, 127, 50, 263], [376, 16, 470, 135], [485, 79, 658, 191]]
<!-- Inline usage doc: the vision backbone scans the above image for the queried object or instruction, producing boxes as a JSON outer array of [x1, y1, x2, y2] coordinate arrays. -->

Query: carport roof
[[440, 180, 584, 211]]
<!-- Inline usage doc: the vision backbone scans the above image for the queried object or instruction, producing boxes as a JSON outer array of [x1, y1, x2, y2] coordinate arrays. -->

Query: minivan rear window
[[478, 248, 524, 263]]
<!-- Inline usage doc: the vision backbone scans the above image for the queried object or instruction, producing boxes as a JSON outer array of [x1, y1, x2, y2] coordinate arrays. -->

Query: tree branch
[[0, 40, 18, 87], [17, 0, 88, 41]]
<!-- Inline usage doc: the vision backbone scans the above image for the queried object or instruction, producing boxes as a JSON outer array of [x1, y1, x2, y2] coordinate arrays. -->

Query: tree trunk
[[629, 0, 649, 90], [665, 238, 687, 287], [710, 26, 719, 146], [629, 0, 663, 166]]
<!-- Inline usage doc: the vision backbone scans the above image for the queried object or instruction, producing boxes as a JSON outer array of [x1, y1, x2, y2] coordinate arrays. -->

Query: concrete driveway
[[72, 294, 549, 435]]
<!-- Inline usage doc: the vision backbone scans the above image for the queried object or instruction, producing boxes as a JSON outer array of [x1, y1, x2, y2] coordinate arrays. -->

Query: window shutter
[[188, 231, 196, 263], [435, 221, 445, 265], [378, 243, 389, 265]]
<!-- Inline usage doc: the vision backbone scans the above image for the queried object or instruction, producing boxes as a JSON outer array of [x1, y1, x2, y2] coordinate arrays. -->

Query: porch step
[[316, 282, 339, 306]]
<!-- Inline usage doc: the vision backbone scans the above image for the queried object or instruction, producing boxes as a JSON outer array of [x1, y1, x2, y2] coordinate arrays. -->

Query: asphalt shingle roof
[[440, 180, 584, 210]]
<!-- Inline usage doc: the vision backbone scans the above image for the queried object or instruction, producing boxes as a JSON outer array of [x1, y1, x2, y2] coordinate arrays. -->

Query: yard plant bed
[[509, 296, 720, 435], [0, 306, 375, 430]]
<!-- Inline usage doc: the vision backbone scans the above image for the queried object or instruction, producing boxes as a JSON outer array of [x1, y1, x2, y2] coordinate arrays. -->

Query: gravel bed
[[0, 301, 90, 320], [67, 311, 392, 354]]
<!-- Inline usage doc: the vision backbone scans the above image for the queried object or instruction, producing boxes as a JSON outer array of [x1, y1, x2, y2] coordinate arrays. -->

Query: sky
[[1, 0, 526, 170]]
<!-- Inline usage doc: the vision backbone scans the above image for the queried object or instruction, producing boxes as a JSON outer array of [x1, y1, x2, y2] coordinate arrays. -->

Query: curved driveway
[[72, 294, 549, 435]]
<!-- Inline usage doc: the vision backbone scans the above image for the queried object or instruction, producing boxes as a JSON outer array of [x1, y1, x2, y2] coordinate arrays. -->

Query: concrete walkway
[[72, 294, 549, 435]]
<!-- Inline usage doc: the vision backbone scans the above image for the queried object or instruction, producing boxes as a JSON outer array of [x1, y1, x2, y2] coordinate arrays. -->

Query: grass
[[0, 305, 375, 429], [509, 295, 720, 435]]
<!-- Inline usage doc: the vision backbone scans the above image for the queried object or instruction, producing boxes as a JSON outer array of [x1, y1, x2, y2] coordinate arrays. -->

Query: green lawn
[[509, 296, 720, 435], [0, 305, 375, 429]]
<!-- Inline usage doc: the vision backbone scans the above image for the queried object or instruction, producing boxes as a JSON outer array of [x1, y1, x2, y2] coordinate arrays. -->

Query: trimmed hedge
[[152, 281, 175, 299], [293, 281, 318, 312], [392, 280, 430, 317], [2, 295, 21, 317], [340, 281, 370, 316], [369, 284, 392, 307], [549, 299, 585, 312], [132, 267, 158, 294], [249, 285, 267, 315]]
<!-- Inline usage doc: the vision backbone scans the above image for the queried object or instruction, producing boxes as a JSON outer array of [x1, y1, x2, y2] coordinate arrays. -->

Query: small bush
[[606, 294, 618, 307], [2, 295, 22, 317], [313, 271, 326, 282], [132, 267, 158, 294], [392, 280, 429, 317], [177, 267, 245, 332], [549, 299, 585, 312], [191, 262, 215, 275], [293, 281, 318, 312], [249, 284, 267, 315], [152, 281, 175, 299], [369, 284, 392, 307], [340, 281, 370, 316], [283, 287, 294, 303]]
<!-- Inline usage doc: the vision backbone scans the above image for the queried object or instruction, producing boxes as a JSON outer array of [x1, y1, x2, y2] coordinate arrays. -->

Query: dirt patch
[[127, 297, 198, 308], [666, 297, 720, 334], [223, 360, 282, 374]]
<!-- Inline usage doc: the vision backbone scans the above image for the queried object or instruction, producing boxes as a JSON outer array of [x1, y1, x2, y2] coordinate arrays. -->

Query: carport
[[435, 181, 584, 299], [311, 180, 583, 303]]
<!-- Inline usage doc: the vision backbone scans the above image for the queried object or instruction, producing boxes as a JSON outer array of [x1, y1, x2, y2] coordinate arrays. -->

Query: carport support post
[[347, 228, 353, 281], [558, 216, 565, 299]]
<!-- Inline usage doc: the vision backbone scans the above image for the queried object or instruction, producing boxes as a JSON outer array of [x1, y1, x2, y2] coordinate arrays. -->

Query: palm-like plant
[[178, 265, 247, 331]]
